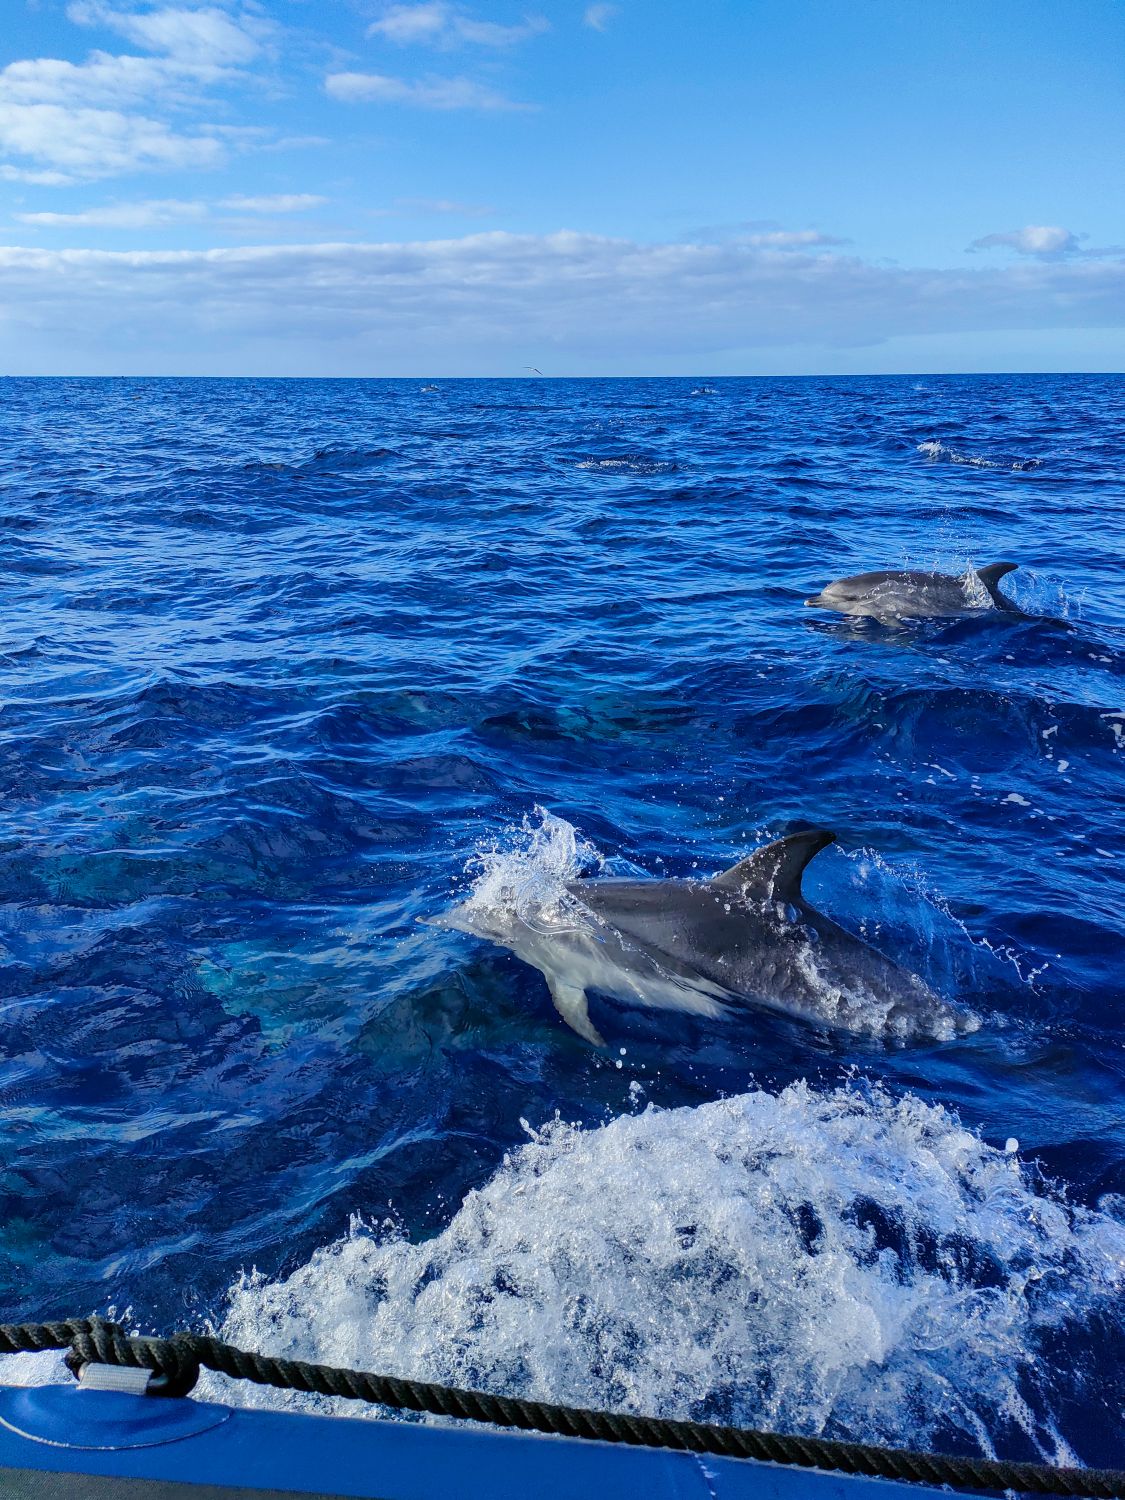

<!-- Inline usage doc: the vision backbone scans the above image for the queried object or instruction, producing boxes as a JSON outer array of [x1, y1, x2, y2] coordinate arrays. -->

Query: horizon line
[[1, 370, 1122, 381]]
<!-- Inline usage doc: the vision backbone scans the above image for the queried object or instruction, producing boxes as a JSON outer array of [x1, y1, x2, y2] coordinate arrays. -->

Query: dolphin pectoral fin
[[546, 977, 606, 1047], [712, 828, 836, 903]]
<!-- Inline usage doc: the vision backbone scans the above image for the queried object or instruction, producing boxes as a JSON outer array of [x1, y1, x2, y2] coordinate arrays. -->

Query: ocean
[[0, 373, 1121, 1465]]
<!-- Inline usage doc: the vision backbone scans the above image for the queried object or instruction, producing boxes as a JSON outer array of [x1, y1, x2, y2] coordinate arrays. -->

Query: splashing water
[[961, 570, 995, 610], [190, 1082, 1122, 1465], [452, 807, 603, 935]]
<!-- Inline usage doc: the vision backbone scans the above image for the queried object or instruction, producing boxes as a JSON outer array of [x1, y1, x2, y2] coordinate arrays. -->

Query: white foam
[[0, 1351, 68, 1387], [961, 569, 994, 610], [452, 807, 602, 935], [917, 438, 1002, 467], [192, 1082, 1122, 1462]]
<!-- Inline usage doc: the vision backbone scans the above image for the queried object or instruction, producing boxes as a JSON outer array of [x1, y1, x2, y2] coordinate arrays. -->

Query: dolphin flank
[[437, 829, 973, 1044], [805, 561, 1022, 621]]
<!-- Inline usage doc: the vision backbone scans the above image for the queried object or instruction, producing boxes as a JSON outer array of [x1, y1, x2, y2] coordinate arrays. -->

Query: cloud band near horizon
[[0, 231, 1121, 375]]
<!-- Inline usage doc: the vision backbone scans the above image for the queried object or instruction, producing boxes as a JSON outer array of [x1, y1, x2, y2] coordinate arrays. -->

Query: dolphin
[[805, 562, 1022, 622], [438, 829, 971, 1044]]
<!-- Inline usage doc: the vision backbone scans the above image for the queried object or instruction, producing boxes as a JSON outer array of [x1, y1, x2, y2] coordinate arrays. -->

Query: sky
[[0, 0, 1122, 375]]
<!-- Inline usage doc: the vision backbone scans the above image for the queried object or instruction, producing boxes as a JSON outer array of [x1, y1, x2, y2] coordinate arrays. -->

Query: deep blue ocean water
[[0, 375, 1122, 1463]]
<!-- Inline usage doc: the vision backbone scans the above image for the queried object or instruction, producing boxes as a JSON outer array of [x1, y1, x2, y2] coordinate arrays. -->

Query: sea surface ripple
[[0, 375, 1122, 1464]]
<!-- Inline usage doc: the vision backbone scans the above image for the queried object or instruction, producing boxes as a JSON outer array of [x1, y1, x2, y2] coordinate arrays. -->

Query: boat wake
[[185, 1082, 1124, 1463]]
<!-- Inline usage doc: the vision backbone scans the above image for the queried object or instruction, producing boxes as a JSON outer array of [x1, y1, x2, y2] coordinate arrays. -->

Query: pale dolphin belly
[[508, 923, 731, 1045]]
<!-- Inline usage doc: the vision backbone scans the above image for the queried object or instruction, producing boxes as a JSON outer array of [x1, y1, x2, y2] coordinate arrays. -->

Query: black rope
[[0, 1317, 1121, 1497]]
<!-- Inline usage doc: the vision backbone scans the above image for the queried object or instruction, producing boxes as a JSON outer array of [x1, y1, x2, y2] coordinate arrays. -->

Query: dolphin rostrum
[[438, 829, 972, 1044], [805, 562, 1022, 622]]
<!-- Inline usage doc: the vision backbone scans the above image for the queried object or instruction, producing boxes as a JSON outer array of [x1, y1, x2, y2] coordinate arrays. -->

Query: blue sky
[[1, 0, 1122, 374]]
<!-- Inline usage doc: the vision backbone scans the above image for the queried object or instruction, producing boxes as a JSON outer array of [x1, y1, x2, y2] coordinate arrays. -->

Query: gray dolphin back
[[570, 828, 835, 917]]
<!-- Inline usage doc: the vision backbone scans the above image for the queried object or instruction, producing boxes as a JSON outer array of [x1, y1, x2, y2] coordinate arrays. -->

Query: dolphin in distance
[[437, 829, 974, 1045], [806, 562, 1022, 622]]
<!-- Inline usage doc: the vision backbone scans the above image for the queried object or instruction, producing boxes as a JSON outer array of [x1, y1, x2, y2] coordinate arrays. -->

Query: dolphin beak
[[425, 906, 479, 936], [805, 595, 825, 608]]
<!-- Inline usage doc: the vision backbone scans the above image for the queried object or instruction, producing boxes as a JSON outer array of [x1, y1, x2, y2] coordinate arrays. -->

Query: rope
[[0, 1317, 1121, 1497]]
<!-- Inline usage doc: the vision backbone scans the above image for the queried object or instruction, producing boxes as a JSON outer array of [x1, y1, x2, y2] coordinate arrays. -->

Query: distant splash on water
[[243, 444, 401, 475], [917, 439, 1043, 472], [574, 455, 679, 474]]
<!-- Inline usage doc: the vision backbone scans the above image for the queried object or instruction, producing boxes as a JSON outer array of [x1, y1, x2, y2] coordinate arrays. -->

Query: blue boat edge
[[0, 1381, 970, 1500]]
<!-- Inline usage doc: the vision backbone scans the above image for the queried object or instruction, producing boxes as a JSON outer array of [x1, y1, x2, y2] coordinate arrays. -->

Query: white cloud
[[0, 52, 195, 108], [742, 229, 843, 249], [325, 71, 527, 110], [0, 232, 1119, 374], [0, 102, 226, 175], [67, 3, 267, 68], [220, 194, 326, 213], [583, 4, 618, 31], [393, 196, 494, 215], [369, 4, 448, 45], [15, 197, 209, 228], [337, 6, 541, 113], [0, 164, 77, 186], [367, 4, 548, 48], [685, 220, 847, 249], [969, 225, 1081, 257], [0, 5, 267, 180], [454, 14, 548, 45], [14, 193, 327, 228]]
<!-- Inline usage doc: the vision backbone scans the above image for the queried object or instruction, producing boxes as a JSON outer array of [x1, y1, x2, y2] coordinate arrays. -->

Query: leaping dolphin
[[437, 829, 972, 1044], [805, 562, 1022, 622]]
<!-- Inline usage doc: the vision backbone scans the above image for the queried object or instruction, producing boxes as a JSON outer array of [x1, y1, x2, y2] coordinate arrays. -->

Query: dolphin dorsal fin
[[711, 829, 836, 903], [975, 561, 1018, 601]]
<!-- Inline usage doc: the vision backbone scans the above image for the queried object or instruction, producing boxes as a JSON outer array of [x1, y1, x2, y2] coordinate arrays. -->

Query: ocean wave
[[243, 445, 401, 475]]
